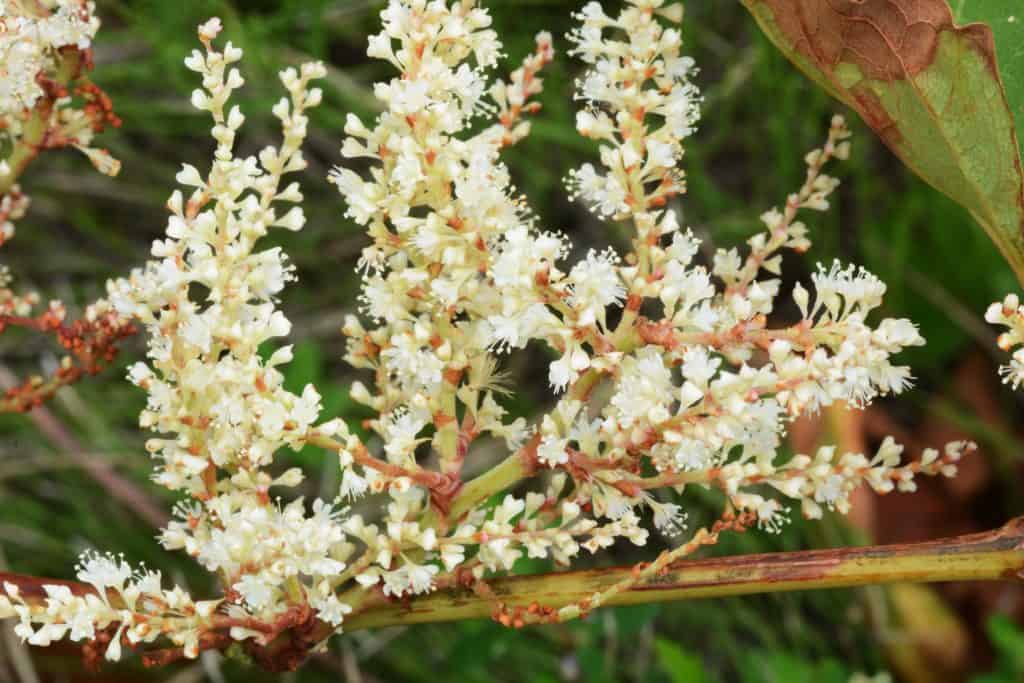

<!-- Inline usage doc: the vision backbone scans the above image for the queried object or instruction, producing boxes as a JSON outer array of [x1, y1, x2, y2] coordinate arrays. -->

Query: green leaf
[[742, 0, 1024, 284], [576, 646, 618, 683], [986, 614, 1024, 673], [737, 650, 851, 683], [950, 3, 1024, 162], [655, 638, 708, 683]]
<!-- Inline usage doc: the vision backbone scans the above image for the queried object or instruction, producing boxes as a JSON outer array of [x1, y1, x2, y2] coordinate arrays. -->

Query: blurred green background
[[3, 1, 1024, 681]]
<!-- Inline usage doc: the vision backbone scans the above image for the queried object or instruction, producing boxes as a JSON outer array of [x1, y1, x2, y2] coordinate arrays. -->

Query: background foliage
[[2, 1, 1023, 681]]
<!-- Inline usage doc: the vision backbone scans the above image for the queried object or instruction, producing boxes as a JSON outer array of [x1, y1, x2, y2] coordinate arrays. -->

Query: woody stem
[[341, 516, 1024, 630]]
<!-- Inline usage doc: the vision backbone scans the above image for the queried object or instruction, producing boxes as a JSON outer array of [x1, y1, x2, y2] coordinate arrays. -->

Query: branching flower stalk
[[1, 0, 121, 189], [3, 0, 1020, 673], [0, 0, 132, 413]]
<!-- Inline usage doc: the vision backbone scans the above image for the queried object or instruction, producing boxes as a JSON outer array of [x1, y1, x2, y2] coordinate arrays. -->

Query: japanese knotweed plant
[[11, 0, 1024, 673]]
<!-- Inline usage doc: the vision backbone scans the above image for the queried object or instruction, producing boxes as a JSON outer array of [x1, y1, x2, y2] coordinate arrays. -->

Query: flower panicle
[[7, 16, 357, 661], [4, 0, 984, 668]]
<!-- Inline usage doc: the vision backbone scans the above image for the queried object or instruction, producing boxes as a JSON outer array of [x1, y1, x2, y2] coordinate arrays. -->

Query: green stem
[[342, 516, 1024, 631], [437, 383, 458, 473], [448, 442, 535, 520], [1, 49, 83, 196], [4, 518, 1023, 668], [434, 308, 634, 525]]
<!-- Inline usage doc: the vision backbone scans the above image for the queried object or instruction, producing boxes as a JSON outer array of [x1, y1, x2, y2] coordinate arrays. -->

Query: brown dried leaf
[[743, 0, 1024, 282]]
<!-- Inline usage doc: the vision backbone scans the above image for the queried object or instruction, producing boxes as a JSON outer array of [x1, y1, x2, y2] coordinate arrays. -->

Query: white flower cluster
[[566, 0, 697, 221], [3, 0, 975, 667], [0, 0, 117, 178], [1, 1, 118, 339], [0, 0, 99, 119], [112, 16, 353, 631], [330, 0, 586, 591], [1, 553, 221, 662], [329, 0, 964, 603], [0, 186, 30, 244], [987, 293, 1024, 389], [4, 19, 357, 661]]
